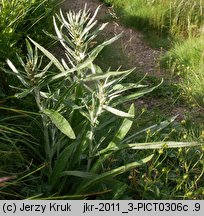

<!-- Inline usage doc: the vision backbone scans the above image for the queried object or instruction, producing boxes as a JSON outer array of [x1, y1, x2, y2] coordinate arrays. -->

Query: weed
[[1, 5, 202, 199]]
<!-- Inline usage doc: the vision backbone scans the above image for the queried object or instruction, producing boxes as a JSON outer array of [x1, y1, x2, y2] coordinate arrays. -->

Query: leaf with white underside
[[103, 105, 134, 118], [98, 141, 203, 155], [28, 37, 66, 73], [6, 59, 28, 87], [43, 109, 76, 139]]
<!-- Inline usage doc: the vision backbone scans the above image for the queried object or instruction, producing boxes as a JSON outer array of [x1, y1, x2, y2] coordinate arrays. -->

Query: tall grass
[[102, 0, 204, 38], [161, 35, 204, 107], [102, 0, 204, 109]]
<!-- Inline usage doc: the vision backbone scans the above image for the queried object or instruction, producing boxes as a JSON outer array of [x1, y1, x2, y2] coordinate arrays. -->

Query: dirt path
[[57, 0, 164, 77]]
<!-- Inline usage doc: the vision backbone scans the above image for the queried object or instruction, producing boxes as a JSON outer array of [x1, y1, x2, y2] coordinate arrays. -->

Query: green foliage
[[101, 0, 204, 39], [0, 0, 55, 97], [162, 36, 204, 71], [101, 0, 204, 109], [1, 4, 203, 199], [161, 36, 204, 107], [0, 0, 55, 60]]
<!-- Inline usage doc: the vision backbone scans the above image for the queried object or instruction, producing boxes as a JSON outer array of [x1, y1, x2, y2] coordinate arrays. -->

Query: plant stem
[[87, 126, 94, 171], [87, 91, 104, 171], [34, 88, 52, 173]]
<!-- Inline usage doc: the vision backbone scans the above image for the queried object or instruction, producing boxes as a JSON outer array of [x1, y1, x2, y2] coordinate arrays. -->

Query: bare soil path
[[57, 0, 164, 77]]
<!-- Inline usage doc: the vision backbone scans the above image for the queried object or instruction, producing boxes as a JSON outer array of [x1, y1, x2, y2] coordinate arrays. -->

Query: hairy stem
[[34, 88, 52, 173]]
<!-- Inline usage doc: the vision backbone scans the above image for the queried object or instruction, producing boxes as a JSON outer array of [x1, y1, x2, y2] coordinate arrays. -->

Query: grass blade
[[78, 154, 154, 193]]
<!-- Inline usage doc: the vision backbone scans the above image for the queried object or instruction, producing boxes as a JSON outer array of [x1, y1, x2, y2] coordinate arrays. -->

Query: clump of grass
[[102, 0, 204, 39], [162, 36, 204, 71], [182, 60, 204, 108], [161, 36, 204, 107]]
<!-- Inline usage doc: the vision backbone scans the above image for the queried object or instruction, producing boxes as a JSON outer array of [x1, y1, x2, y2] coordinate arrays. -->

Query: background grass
[[101, 0, 204, 108]]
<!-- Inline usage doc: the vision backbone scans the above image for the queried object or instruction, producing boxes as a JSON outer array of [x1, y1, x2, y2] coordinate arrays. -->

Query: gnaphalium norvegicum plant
[[3, 5, 202, 197]]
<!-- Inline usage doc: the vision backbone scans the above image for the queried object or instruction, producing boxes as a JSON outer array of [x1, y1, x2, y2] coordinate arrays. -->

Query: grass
[[161, 35, 204, 107], [101, 0, 203, 38], [101, 0, 204, 108]]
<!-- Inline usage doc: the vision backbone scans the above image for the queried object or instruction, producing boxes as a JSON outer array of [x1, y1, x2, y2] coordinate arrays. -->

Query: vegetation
[[102, 0, 203, 38], [0, 1, 203, 199], [0, 0, 55, 97], [102, 0, 204, 107]]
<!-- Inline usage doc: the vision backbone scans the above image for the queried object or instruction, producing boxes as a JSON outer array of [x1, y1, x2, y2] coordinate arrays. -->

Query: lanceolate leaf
[[84, 69, 135, 82], [28, 37, 66, 73], [113, 104, 135, 140], [50, 125, 88, 188], [127, 141, 204, 149], [60, 171, 96, 179], [43, 109, 76, 139], [15, 88, 33, 99], [77, 154, 154, 193], [6, 59, 29, 87], [112, 80, 163, 106], [103, 105, 134, 118], [98, 141, 203, 155], [92, 104, 135, 172], [49, 142, 76, 187], [109, 83, 147, 98], [122, 115, 178, 143]]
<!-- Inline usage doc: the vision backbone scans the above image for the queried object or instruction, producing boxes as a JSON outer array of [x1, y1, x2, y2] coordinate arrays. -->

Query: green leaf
[[99, 141, 203, 155], [26, 40, 34, 60], [113, 104, 135, 140], [50, 125, 88, 188], [112, 80, 163, 106], [77, 154, 154, 193], [60, 171, 96, 179], [6, 59, 29, 87], [92, 104, 134, 171], [28, 37, 66, 73], [109, 83, 147, 99], [126, 141, 204, 149], [15, 89, 33, 99], [49, 142, 76, 187], [84, 69, 135, 82], [43, 109, 76, 139], [122, 115, 178, 143], [97, 104, 135, 156], [103, 105, 134, 118]]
